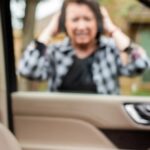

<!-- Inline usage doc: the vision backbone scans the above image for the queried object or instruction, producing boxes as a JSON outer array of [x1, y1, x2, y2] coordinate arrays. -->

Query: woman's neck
[[73, 42, 97, 59]]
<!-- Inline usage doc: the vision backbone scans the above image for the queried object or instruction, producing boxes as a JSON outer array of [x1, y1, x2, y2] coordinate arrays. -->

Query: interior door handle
[[124, 103, 150, 125]]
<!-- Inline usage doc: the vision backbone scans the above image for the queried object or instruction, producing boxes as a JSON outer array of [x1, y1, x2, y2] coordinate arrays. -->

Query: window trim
[[0, 0, 17, 132]]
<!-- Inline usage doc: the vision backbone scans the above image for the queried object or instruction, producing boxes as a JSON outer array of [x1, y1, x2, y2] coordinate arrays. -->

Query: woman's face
[[65, 3, 98, 47]]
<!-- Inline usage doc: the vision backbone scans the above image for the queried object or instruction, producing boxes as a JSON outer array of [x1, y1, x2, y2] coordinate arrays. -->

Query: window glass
[[10, 0, 150, 95], [138, 29, 150, 82]]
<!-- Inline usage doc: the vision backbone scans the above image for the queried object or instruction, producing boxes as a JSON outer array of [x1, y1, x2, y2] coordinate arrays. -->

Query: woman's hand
[[100, 7, 118, 36], [100, 6, 130, 51], [38, 11, 60, 44], [100, 6, 131, 65]]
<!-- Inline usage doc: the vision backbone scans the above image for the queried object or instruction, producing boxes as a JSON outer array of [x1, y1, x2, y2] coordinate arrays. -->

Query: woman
[[19, 0, 150, 94]]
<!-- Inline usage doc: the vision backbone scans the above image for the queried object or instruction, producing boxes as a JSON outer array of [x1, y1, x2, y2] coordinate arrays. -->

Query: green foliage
[[98, 0, 140, 17], [98, 0, 111, 5], [132, 90, 150, 96]]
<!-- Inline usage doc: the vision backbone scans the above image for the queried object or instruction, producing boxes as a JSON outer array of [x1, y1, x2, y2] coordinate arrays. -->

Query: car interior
[[0, 0, 150, 150]]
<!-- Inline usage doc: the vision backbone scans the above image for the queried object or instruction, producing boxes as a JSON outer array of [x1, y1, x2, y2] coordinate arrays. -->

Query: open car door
[[0, 0, 150, 150]]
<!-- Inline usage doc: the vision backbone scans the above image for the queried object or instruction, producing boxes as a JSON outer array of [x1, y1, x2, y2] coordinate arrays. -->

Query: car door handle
[[124, 103, 150, 125]]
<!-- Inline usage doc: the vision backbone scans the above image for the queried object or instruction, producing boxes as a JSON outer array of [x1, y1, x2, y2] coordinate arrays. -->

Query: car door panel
[[12, 92, 150, 129], [14, 117, 115, 150], [12, 92, 150, 150]]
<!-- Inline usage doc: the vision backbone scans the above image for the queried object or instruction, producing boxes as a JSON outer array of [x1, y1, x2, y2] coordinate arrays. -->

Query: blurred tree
[[98, 0, 140, 32], [11, 0, 41, 90], [12, 0, 41, 50], [22, 0, 40, 50]]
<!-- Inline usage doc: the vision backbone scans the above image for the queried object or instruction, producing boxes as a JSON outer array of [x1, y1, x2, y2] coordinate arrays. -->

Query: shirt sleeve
[[116, 44, 150, 77], [18, 40, 55, 80]]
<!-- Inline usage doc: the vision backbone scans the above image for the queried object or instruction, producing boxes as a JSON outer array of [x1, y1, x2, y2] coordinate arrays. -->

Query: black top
[[58, 54, 97, 93]]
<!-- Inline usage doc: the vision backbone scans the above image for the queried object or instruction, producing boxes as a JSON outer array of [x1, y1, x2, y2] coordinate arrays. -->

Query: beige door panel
[[14, 116, 116, 150], [12, 92, 150, 130], [12, 92, 150, 150]]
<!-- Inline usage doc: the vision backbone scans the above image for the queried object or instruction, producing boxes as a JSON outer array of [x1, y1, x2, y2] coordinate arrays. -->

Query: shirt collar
[[58, 37, 73, 53], [59, 36, 110, 53]]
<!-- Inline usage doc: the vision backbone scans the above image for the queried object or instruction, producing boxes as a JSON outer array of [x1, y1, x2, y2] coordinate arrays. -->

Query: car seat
[[0, 123, 21, 150]]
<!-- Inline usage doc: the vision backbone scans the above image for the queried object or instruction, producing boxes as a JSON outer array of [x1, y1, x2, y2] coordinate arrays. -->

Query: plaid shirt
[[18, 36, 150, 94]]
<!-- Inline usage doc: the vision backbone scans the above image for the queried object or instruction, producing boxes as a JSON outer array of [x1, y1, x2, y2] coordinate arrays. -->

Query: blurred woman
[[18, 0, 150, 94]]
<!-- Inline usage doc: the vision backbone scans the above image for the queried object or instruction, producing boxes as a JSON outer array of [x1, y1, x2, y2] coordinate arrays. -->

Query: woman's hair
[[59, 0, 103, 40]]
